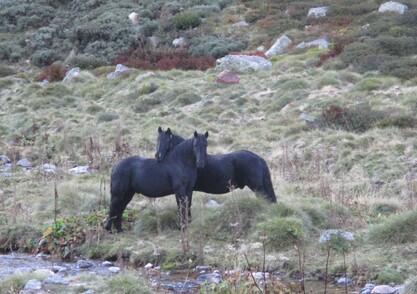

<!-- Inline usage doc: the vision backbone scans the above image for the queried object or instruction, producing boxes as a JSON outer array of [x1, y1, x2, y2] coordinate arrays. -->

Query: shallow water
[[1, 253, 358, 293]]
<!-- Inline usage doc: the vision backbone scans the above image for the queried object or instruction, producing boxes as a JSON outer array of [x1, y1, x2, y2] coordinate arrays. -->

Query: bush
[[37, 62, 67, 82], [311, 104, 385, 133], [256, 216, 306, 250], [374, 268, 405, 284], [140, 20, 160, 37], [172, 12, 202, 30], [367, 209, 417, 245], [66, 54, 107, 69], [0, 41, 23, 62], [380, 57, 417, 80], [31, 50, 62, 67], [188, 35, 248, 58], [0, 65, 17, 77]]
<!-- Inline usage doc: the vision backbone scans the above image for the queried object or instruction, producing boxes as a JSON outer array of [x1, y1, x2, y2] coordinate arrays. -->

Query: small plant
[[37, 62, 67, 82], [172, 12, 202, 30]]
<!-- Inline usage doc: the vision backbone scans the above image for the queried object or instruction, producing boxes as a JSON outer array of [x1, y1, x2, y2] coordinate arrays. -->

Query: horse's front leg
[[175, 192, 190, 231]]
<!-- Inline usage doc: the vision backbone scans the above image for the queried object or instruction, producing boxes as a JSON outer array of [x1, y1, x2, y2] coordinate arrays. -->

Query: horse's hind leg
[[106, 189, 135, 233]]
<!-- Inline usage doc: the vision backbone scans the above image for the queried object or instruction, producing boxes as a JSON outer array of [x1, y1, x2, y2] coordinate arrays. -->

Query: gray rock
[[69, 166, 90, 174], [77, 260, 94, 268], [108, 266, 120, 274], [232, 20, 249, 27], [299, 113, 316, 122], [371, 285, 396, 294], [215, 70, 240, 84], [62, 67, 80, 84], [102, 261, 114, 267], [307, 7, 328, 19], [17, 158, 31, 168], [135, 71, 155, 82], [107, 64, 130, 80], [378, 1, 408, 14], [252, 272, 270, 280], [337, 277, 352, 286], [265, 35, 292, 58], [0, 155, 11, 164], [216, 55, 272, 73], [44, 274, 69, 285], [40, 79, 49, 87], [195, 265, 212, 272], [173, 37, 186, 47], [296, 38, 329, 50], [24, 279, 42, 290], [41, 164, 58, 174], [196, 272, 222, 285], [319, 229, 355, 244]]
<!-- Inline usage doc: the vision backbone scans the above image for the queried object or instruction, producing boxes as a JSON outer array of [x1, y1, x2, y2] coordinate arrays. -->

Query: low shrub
[[172, 12, 202, 30], [188, 35, 248, 58], [0, 41, 23, 62], [0, 65, 17, 77], [66, 54, 107, 69], [114, 49, 215, 71], [31, 49, 62, 67], [37, 62, 67, 82], [99, 271, 152, 294], [380, 57, 417, 80], [367, 209, 417, 245], [374, 268, 405, 284]]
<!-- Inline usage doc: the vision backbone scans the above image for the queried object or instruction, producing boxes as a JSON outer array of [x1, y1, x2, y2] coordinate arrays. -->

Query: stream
[[0, 253, 361, 293]]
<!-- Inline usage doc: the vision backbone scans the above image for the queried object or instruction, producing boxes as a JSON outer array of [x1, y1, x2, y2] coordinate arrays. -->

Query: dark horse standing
[[105, 131, 209, 233], [155, 127, 276, 203]]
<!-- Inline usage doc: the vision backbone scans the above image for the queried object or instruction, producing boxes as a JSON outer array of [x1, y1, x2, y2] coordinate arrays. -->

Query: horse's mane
[[170, 133, 185, 151], [169, 136, 193, 159]]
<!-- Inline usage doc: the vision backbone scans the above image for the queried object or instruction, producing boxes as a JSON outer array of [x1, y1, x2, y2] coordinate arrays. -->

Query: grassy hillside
[[1, 0, 417, 292]]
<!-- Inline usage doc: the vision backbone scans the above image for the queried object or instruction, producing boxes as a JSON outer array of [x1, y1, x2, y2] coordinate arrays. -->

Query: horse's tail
[[261, 160, 277, 203]]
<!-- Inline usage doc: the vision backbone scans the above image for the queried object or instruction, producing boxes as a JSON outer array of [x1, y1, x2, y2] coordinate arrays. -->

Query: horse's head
[[155, 126, 173, 161], [193, 131, 209, 169]]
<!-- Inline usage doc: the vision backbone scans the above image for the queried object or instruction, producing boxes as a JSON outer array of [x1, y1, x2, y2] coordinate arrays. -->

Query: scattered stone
[[378, 1, 408, 14], [361, 283, 376, 294], [41, 163, 58, 174], [62, 67, 80, 84], [265, 35, 292, 58], [232, 20, 249, 27], [257, 45, 265, 52], [299, 112, 316, 122], [17, 158, 31, 169], [69, 166, 90, 174], [40, 79, 49, 87], [252, 272, 270, 280], [144, 263, 153, 269], [216, 70, 240, 84], [216, 55, 272, 73], [205, 199, 221, 208], [107, 64, 130, 80], [296, 38, 329, 50], [108, 266, 120, 274], [371, 284, 396, 294], [102, 261, 114, 267], [195, 265, 212, 272], [129, 12, 139, 24], [196, 272, 222, 285], [77, 260, 94, 269], [337, 277, 352, 286], [44, 274, 70, 285], [0, 155, 11, 164], [135, 71, 155, 82], [24, 279, 42, 291], [307, 7, 328, 19], [173, 37, 186, 47]]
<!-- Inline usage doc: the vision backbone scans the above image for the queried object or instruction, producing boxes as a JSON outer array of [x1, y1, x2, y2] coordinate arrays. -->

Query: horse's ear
[[167, 128, 172, 135], [158, 126, 163, 133], [194, 131, 198, 138], [205, 131, 209, 138]]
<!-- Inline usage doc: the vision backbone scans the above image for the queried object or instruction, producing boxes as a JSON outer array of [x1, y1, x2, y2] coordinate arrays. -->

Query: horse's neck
[[171, 134, 185, 150], [170, 139, 195, 164]]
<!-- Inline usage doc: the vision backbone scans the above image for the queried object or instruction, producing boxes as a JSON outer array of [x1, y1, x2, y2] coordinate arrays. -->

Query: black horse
[[105, 131, 209, 233], [155, 127, 277, 203]]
